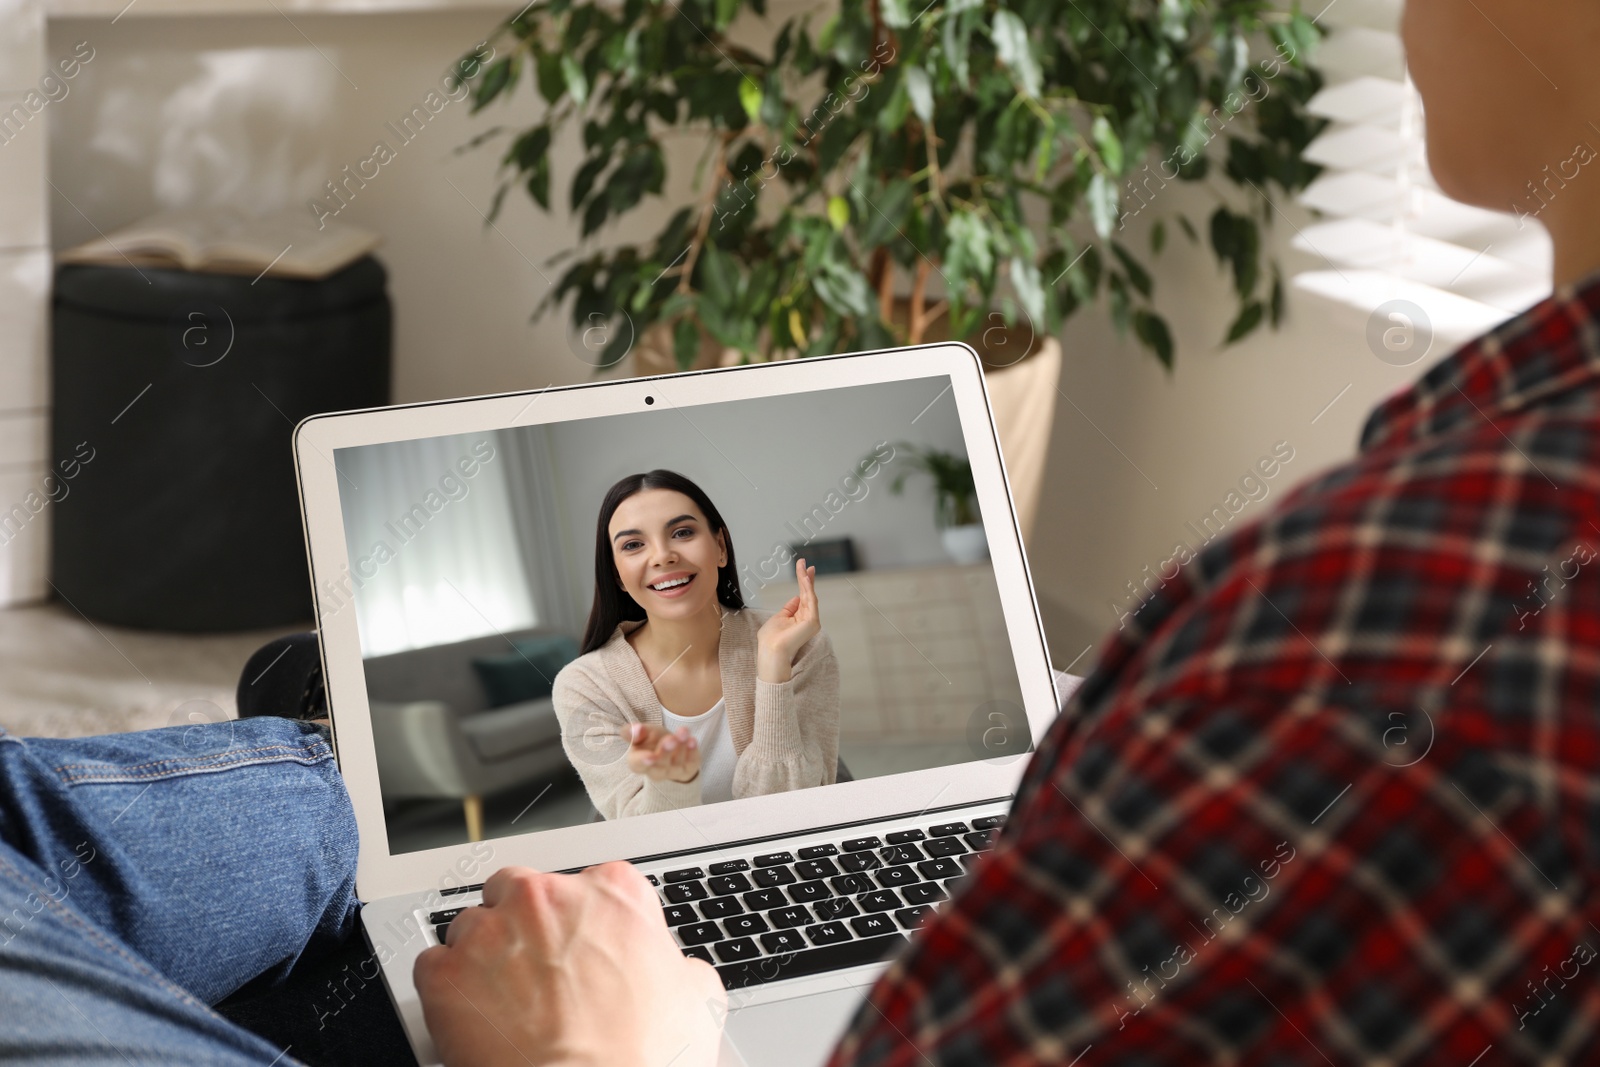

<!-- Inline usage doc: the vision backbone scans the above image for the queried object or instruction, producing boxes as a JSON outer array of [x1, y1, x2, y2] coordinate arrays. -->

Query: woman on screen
[[552, 469, 841, 820]]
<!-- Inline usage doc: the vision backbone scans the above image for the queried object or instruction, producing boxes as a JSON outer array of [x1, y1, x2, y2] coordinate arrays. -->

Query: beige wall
[[42, 11, 1512, 658]]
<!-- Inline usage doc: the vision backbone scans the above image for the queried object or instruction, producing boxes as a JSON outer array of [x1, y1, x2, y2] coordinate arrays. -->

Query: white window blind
[[1292, 0, 1552, 347]]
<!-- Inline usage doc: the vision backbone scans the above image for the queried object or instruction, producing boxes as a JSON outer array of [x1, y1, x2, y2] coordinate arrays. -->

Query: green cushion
[[471, 634, 581, 709]]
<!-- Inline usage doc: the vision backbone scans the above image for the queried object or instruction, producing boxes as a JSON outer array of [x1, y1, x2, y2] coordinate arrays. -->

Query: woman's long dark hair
[[579, 470, 745, 654]]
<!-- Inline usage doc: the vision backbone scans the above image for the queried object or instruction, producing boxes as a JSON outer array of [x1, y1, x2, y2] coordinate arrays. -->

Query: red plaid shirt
[[830, 272, 1600, 1066]]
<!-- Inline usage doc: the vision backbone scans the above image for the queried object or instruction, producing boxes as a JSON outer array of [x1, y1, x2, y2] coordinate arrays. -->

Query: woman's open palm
[[756, 558, 821, 682]]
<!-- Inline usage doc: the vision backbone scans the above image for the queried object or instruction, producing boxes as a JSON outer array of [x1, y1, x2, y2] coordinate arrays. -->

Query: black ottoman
[[51, 256, 391, 631]]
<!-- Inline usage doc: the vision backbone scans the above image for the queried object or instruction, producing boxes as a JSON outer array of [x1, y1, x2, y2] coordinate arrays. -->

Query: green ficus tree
[[462, 0, 1325, 370]]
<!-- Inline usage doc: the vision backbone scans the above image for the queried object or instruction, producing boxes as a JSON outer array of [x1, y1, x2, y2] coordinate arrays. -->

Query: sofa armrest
[[368, 699, 474, 799]]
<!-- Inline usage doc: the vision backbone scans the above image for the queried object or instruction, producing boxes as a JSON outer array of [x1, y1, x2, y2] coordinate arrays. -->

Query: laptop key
[[896, 906, 933, 930], [753, 866, 797, 888], [646, 874, 660, 886], [959, 854, 981, 872], [880, 844, 925, 865], [716, 934, 908, 990], [901, 882, 948, 906], [923, 837, 968, 858], [724, 914, 770, 938], [917, 858, 963, 881], [850, 914, 897, 937], [753, 852, 794, 867], [664, 881, 709, 904], [761, 930, 807, 954], [683, 946, 714, 964], [858, 890, 902, 913], [428, 907, 467, 925], [805, 921, 853, 946], [709, 860, 750, 875], [794, 858, 839, 880], [875, 865, 920, 889], [743, 889, 787, 911], [798, 844, 839, 859], [678, 921, 723, 946], [885, 829, 926, 845], [814, 897, 860, 921], [769, 905, 814, 929], [714, 938, 761, 963], [663, 904, 699, 927], [841, 837, 881, 852], [699, 898, 744, 920], [839, 853, 882, 873], [927, 822, 968, 837], [830, 874, 875, 896], [971, 815, 1005, 831], [434, 924, 452, 944], [964, 830, 996, 851], [664, 867, 705, 883], [708, 874, 753, 895], [788, 881, 832, 904]]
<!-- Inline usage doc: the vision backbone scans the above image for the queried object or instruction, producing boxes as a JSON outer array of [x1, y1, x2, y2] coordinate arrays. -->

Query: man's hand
[[414, 862, 726, 1067], [625, 723, 702, 784]]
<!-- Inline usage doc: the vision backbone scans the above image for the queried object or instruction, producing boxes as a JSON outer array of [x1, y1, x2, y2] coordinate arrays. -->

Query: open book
[[59, 207, 382, 280]]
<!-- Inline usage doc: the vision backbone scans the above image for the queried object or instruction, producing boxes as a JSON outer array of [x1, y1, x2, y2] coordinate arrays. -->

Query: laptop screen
[[331, 374, 1030, 856]]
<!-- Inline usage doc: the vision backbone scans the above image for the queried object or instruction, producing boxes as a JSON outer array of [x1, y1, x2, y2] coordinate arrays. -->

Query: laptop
[[293, 343, 1065, 1066]]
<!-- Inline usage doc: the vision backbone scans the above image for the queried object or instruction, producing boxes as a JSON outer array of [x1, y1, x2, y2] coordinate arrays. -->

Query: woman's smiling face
[[608, 488, 727, 621]]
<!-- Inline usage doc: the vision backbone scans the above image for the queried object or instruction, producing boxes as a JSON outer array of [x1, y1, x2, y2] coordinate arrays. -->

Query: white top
[[659, 697, 737, 805]]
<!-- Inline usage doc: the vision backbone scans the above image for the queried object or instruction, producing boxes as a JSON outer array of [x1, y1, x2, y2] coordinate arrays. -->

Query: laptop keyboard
[[427, 813, 1004, 991]]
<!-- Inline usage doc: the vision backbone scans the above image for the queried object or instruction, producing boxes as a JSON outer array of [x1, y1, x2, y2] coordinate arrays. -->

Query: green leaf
[[882, 0, 914, 28], [1087, 172, 1120, 240], [1091, 115, 1123, 175], [473, 57, 516, 111], [1111, 242, 1153, 298], [1270, 263, 1286, 326], [813, 261, 875, 317], [1225, 300, 1264, 343], [904, 66, 935, 126], [560, 54, 589, 107], [943, 8, 972, 86], [526, 157, 551, 210], [1010, 256, 1046, 328], [700, 243, 740, 304], [857, 179, 915, 247], [674, 316, 700, 371], [1134, 309, 1174, 369], [1178, 216, 1199, 244], [945, 211, 995, 290], [827, 195, 851, 232], [1151, 220, 1167, 254], [536, 52, 565, 105], [992, 10, 1042, 98], [739, 79, 765, 124]]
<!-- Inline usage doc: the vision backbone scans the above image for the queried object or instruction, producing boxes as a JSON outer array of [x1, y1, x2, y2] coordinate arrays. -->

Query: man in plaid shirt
[[415, 2, 1600, 1065]]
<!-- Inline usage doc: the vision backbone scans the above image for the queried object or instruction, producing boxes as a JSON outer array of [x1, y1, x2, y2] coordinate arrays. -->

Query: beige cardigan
[[551, 608, 841, 820]]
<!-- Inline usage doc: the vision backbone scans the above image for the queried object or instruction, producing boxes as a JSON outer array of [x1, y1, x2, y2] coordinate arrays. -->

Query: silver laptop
[[293, 343, 1062, 1066]]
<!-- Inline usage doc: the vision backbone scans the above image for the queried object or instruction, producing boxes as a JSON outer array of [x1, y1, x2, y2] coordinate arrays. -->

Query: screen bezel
[[294, 343, 1060, 901]]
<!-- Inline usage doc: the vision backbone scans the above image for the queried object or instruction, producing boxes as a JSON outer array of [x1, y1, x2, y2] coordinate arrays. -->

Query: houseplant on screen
[[883, 443, 986, 563], [461, 0, 1324, 370]]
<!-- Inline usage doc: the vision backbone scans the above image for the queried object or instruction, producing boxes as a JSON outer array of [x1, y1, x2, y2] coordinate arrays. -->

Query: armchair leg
[[463, 794, 484, 843]]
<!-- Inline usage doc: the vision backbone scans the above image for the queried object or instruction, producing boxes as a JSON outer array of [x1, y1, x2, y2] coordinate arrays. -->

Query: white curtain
[[497, 426, 584, 636], [336, 433, 537, 657]]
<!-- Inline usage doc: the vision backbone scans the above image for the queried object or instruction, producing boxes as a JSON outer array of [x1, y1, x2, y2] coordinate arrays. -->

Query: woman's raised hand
[[625, 723, 701, 784], [756, 557, 822, 684]]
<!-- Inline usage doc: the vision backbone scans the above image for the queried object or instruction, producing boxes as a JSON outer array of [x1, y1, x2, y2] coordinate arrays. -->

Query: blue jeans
[[0, 716, 361, 1065]]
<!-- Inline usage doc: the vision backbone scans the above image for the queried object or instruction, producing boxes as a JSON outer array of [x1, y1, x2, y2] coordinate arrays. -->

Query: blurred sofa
[[362, 627, 579, 841]]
